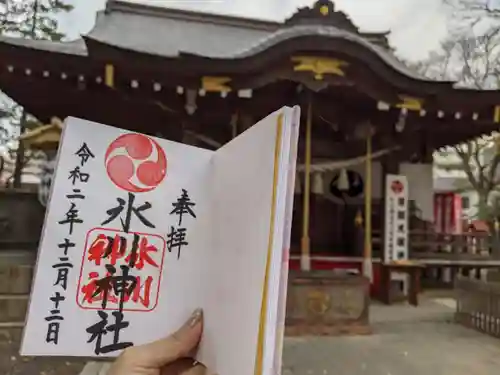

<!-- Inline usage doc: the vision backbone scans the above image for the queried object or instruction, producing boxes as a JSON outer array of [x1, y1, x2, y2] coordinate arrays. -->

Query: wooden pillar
[[300, 98, 312, 271], [363, 132, 373, 280], [105, 64, 115, 88]]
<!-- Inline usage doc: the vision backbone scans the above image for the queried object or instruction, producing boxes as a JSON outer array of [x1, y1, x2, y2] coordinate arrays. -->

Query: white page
[[273, 106, 301, 375], [21, 117, 214, 356], [22, 108, 298, 375], [261, 107, 296, 375], [199, 108, 292, 375]]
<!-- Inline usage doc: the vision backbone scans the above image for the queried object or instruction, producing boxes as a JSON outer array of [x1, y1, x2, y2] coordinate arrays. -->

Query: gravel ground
[[0, 329, 86, 375], [8, 295, 500, 375], [283, 298, 500, 375], [283, 311, 500, 375]]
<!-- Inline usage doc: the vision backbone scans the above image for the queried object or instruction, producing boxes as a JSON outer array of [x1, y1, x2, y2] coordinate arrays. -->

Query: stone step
[[0, 294, 29, 322], [0, 250, 36, 264], [0, 252, 35, 323], [0, 321, 24, 328], [0, 326, 24, 343], [0, 263, 33, 294]]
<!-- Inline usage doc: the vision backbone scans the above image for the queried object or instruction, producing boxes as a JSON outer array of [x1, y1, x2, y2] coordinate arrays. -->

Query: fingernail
[[188, 308, 203, 327]]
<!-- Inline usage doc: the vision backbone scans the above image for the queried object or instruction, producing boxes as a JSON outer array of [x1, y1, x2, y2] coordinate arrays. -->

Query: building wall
[[400, 163, 434, 222]]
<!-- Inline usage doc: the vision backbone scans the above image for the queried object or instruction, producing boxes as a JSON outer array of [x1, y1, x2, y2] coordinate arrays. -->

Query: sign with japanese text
[[21, 107, 301, 375], [383, 174, 409, 263]]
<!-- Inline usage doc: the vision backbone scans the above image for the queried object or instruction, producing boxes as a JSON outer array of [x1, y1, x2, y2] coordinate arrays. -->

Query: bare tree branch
[[416, 1, 500, 220]]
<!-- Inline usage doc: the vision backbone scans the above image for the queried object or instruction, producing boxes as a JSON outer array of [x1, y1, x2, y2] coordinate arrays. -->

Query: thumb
[[134, 308, 203, 368]]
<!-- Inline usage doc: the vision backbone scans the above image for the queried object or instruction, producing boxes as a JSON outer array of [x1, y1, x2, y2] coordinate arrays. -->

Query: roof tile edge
[[105, 0, 280, 31]]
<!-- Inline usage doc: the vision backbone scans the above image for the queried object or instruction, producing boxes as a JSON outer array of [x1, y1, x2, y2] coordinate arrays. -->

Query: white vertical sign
[[384, 174, 409, 263]]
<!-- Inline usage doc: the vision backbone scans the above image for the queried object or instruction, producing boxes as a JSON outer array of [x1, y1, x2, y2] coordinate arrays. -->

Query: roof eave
[[104, 0, 280, 31], [0, 36, 87, 56]]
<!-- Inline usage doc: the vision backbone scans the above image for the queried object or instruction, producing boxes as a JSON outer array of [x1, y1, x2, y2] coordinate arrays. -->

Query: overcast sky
[[58, 0, 449, 61]]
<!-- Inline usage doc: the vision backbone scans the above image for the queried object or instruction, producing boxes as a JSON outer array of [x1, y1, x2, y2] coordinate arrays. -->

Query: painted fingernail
[[189, 308, 203, 327]]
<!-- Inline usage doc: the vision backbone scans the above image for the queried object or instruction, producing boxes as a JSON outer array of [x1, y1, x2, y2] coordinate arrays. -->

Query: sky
[[57, 0, 450, 61]]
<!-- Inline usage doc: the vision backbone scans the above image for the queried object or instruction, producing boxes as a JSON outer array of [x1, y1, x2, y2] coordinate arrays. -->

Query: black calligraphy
[[395, 195, 407, 260], [167, 189, 196, 259], [86, 310, 131, 354], [87, 187, 160, 354], [386, 187, 408, 262], [170, 189, 196, 226], [85, 234, 144, 354], [45, 292, 65, 345], [102, 193, 155, 233], [58, 189, 84, 235], [46, 142, 94, 345], [68, 166, 90, 184], [75, 142, 95, 166]]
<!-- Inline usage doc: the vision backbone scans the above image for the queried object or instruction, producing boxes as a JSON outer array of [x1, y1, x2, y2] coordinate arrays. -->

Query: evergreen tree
[[0, 0, 73, 187], [1, 0, 72, 40]]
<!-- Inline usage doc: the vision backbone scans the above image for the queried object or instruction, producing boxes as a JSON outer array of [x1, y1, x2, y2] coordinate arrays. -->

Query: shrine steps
[[0, 251, 34, 331]]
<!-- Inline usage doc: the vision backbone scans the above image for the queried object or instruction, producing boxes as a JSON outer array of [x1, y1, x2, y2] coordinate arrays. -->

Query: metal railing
[[455, 277, 500, 338]]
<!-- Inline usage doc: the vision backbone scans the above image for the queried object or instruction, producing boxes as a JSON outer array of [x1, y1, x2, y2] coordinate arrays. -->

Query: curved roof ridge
[[105, 0, 279, 31], [213, 24, 449, 83]]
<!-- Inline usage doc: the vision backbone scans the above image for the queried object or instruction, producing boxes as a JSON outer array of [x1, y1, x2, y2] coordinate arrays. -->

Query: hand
[[107, 309, 205, 375]]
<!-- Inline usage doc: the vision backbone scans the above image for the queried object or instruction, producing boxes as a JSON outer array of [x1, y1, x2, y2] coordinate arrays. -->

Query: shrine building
[[3, 0, 500, 295]]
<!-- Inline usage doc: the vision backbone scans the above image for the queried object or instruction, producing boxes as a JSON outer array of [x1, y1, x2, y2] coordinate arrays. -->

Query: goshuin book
[[21, 106, 301, 375]]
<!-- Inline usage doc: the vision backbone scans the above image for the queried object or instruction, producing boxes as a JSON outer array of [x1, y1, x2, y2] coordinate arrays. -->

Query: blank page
[[198, 108, 291, 375]]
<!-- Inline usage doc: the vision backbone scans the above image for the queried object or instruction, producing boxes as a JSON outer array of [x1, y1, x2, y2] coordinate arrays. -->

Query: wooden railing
[[369, 230, 500, 261], [410, 231, 498, 256], [455, 277, 500, 338]]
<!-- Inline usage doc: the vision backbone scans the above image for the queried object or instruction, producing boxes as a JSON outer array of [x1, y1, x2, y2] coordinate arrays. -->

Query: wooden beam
[[0, 75, 184, 141], [2, 68, 500, 157]]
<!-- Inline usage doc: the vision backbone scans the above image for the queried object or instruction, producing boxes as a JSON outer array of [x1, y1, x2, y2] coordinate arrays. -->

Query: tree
[[414, 15, 500, 221], [446, 0, 500, 16], [0, 0, 72, 40], [436, 139, 500, 221], [0, 0, 73, 187]]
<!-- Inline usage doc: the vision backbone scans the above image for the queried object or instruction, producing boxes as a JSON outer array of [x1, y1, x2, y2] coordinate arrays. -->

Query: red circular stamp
[[105, 133, 167, 193]]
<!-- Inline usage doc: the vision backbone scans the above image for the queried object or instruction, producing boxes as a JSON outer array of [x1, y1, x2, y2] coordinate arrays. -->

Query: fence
[[370, 229, 499, 258], [455, 277, 500, 338]]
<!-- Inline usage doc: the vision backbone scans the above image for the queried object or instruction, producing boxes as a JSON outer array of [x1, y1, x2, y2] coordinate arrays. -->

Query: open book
[[21, 106, 301, 375]]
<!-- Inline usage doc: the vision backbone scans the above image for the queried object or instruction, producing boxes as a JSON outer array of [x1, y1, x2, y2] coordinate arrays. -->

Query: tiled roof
[[0, 0, 431, 82]]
